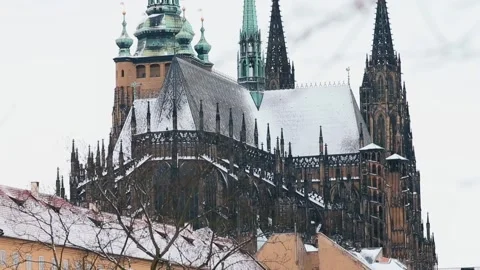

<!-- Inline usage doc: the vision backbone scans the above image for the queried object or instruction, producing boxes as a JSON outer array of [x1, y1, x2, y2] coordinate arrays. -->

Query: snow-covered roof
[[386, 153, 408, 161], [360, 143, 384, 151], [351, 248, 407, 270], [113, 57, 371, 162], [258, 84, 371, 155], [304, 244, 318, 252], [0, 184, 263, 269]]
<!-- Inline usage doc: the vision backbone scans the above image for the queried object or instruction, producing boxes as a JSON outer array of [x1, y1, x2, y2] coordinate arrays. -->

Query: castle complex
[[62, 0, 438, 268]]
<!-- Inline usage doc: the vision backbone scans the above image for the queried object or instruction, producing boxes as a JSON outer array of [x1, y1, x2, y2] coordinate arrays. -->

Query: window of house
[[121, 70, 125, 77], [150, 64, 160, 77], [136, 65, 146, 78], [39, 256, 45, 270], [74, 261, 82, 270], [0, 250, 6, 266], [12, 252, 19, 266], [26, 254, 32, 270], [51, 258, 56, 270], [63, 259, 69, 270]]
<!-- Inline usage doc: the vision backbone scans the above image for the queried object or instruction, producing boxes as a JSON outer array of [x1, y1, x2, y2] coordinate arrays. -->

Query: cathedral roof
[[257, 86, 371, 155], [113, 57, 371, 163]]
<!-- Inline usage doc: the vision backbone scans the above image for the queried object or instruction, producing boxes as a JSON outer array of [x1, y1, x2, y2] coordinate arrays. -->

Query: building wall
[[115, 61, 171, 98], [256, 233, 306, 270], [112, 60, 171, 142], [0, 236, 186, 270], [317, 233, 370, 270]]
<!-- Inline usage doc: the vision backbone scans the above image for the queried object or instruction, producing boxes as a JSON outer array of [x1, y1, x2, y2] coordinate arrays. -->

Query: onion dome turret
[[194, 17, 212, 63], [175, 8, 195, 55], [115, 7, 133, 57]]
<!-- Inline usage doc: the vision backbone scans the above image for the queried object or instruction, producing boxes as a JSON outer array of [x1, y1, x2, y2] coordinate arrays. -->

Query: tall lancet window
[[375, 115, 386, 148]]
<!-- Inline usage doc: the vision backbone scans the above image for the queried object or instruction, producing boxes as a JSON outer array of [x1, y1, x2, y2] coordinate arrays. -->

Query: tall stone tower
[[359, 0, 414, 160], [111, 1, 202, 144], [237, 0, 265, 95], [265, 0, 295, 90]]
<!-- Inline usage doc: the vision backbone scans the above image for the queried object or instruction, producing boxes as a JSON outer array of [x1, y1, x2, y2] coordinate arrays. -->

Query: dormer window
[[8, 196, 26, 207], [182, 236, 194, 245]]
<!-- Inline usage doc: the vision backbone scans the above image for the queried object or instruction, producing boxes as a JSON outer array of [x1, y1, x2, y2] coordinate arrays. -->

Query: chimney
[[89, 202, 99, 213], [30, 182, 39, 197]]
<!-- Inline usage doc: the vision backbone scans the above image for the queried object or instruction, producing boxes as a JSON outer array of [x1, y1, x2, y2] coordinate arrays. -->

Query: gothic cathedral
[[63, 0, 437, 269]]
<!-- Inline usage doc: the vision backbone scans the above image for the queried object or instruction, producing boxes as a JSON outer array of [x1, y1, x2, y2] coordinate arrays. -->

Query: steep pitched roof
[[114, 57, 371, 161], [257, 85, 371, 155], [114, 57, 258, 162]]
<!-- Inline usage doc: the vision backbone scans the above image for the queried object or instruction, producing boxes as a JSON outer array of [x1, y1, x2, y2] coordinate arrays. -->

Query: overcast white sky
[[0, 0, 479, 267]]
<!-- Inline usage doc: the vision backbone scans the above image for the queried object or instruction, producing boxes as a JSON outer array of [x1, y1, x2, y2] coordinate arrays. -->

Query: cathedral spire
[[426, 212, 431, 241], [60, 176, 65, 199], [242, 0, 258, 35], [265, 0, 295, 90], [55, 167, 60, 197], [238, 0, 265, 92], [372, 0, 396, 65]]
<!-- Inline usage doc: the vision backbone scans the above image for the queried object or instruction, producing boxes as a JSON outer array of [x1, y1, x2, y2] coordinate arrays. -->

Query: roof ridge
[[295, 81, 349, 89]]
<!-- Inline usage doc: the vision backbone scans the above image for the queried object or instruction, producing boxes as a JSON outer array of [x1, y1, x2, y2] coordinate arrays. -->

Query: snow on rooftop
[[386, 153, 408, 161], [359, 143, 384, 151], [258, 85, 371, 155], [304, 244, 318, 252], [351, 247, 407, 270], [113, 58, 372, 162], [0, 184, 262, 269], [360, 247, 383, 262]]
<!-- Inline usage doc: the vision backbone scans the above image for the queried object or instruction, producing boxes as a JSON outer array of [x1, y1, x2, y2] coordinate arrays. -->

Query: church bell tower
[[359, 0, 414, 160], [265, 0, 295, 90], [237, 0, 265, 93]]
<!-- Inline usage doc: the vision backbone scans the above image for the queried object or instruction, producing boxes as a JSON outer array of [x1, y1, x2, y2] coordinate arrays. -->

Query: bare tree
[[0, 191, 110, 269], [90, 158, 268, 270], [0, 161, 267, 270]]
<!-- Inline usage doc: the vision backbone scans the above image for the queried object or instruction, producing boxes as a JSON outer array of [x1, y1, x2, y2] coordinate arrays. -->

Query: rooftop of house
[[0, 183, 263, 269]]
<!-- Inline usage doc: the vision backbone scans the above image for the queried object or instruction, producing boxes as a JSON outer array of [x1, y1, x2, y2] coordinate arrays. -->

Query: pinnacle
[[242, 0, 259, 35], [371, 0, 396, 65]]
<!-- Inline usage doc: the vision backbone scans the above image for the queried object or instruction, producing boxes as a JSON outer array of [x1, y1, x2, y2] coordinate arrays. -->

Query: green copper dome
[[194, 18, 212, 63], [174, 10, 195, 55], [146, 0, 181, 16], [133, 1, 184, 57], [115, 12, 134, 57]]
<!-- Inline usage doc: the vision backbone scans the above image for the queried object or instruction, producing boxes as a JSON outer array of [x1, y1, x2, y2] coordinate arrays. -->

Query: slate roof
[[114, 57, 371, 163], [114, 57, 258, 162]]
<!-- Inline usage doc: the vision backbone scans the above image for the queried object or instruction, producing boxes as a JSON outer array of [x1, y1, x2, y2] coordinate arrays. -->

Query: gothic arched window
[[205, 176, 217, 211], [390, 115, 397, 152], [377, 76, 384, 100], [375, 115, 386, 148], [388, 75, 395, 100]]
